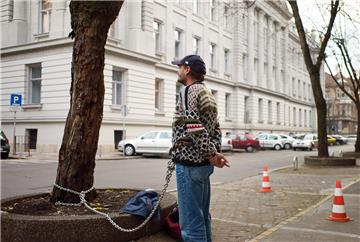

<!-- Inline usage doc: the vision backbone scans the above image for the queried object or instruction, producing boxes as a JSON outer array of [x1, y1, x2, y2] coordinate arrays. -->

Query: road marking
[[212, 218, 272, 229], [248, 177, 360, 242], [280, 226, 360, 239]]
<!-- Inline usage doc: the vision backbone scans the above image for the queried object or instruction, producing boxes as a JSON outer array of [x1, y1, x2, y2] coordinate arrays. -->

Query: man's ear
[[185, 66, 191, 75]]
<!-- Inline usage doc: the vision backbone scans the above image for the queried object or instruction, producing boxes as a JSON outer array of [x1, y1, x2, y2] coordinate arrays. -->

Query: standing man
[[171, 55, 230, 242]]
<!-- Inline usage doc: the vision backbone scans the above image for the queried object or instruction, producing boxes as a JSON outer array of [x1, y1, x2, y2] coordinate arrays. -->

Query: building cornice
[[1, 37, 161, 64]]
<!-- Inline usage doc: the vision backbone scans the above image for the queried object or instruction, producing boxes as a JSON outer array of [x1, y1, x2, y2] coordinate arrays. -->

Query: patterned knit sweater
[[172, 82, 222, 166]]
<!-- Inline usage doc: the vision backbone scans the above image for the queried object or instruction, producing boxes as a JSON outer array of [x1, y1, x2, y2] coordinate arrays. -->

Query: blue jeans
[[176, 163, 214, 242]]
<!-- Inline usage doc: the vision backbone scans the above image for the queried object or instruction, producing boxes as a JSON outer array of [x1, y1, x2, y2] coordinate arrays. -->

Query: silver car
[[255, 134, 284, 151]]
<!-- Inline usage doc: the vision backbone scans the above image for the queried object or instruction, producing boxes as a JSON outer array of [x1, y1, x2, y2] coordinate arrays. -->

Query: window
[[26, 129, 38, 149], [299, 109, 302, 127], [303, 82, 306, 100], [242, 54, 247, 81], [308, 84, 312, 101], [210, 43, 216, 69], [224, 49, 230, 73], [269, 135, 279, 140], [193, 0, 199, 14], [292, 78, 296, 97], [210, 0, 216, 21], [276, 102, 280, 124], [244, 96, 250, 123], [174, 29, 182, 59], [141, 132, 158, 139], [224, 4, 230, 28], [155, 79, 164, 111], [298, 80, 301, 98], [304, 110, 307, 127], [28, 65, 42, 104], [258, 98, 263, 123], [112, 69, 123, 105], [293, 107, 296, 126], [193, 37, 200, 55], [254, 59, 258, 85], [153, 20, 162, 53], [176, 83, 182, 104], [40, 0, 52, 33], [225, 93, 231, 118], [309, 110, 312, 127], [159, 132, 172, 139], [268, 101, 272, 124], [254, 10, 259, 49]]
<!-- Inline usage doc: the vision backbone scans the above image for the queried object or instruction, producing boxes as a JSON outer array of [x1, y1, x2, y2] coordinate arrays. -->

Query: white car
[[345, 134, 357, 144], [255, 134, 284, 150], [292, 134, 318, 151], [118, 130, 232, 156], [118, 130, 172, 156], [221, 137, 233, 152], [279, 134, 295, 150]]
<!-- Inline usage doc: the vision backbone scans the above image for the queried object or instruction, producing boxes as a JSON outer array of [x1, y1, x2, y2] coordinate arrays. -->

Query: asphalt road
[[1, 144, 354, 199]]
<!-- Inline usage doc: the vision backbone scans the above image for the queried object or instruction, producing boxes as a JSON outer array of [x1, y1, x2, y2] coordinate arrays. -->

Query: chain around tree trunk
[[54, 159, 175, 232]]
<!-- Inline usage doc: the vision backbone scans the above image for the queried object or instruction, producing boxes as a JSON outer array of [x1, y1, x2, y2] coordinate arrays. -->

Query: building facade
[[1, 0, 320, 153], [325, 73, 357, 134]]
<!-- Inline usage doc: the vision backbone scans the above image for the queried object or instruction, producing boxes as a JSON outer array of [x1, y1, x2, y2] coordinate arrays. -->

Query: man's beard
[[177, 77, 186, 85]]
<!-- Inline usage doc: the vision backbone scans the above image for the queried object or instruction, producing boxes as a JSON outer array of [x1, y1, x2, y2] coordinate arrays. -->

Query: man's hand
[[209, 152, 230, 168]]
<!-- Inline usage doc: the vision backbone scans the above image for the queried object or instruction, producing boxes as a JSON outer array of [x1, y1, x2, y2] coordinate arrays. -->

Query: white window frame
[[112, 68, 124, 106], [224, 49, 230, 74], [225, 93, 231, 118], [153, 20, 162, 54], [193, 36, 200, 55], [40, 0, 52, 34], [28, 64, 42, 104], [267, 100, 272, 124], [174, 29, 182, 59], [193, 0, 199, 14], [258, 98, 263, 123], [210, 43, 216, 70], [155, 78, 164, 112], [224, 4, 230, 28], [210, 0, 216, 22]]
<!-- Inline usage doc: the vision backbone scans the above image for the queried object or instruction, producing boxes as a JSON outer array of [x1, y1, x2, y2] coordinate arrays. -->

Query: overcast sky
[[295, 0, 360, 75]]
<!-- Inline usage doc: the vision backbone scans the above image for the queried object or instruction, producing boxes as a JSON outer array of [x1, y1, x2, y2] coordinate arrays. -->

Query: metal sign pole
[[13, 109, 17, 155]]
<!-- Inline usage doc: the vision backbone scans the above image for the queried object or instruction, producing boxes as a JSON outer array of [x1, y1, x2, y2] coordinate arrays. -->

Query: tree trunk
[[310, 70, 329, 157], [355, 103, 360, 152], [51, 1, 123, 203]]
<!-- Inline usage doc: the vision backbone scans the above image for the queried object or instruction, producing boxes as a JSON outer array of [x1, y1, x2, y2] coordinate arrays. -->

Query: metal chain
[[54, 159, 175, 232]]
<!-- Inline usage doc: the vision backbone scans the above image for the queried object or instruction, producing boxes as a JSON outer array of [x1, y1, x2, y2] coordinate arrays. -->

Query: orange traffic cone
[[259, 165, 272, 193], [326, 180, 351, 222]]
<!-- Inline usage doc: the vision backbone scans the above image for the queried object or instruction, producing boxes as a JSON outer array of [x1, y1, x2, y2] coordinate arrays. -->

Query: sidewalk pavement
[[138, 165, 360, 242]]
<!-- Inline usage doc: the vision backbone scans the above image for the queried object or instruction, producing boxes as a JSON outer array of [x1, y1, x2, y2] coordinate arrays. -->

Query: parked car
[[1, 130, 10, 159], [230, 133, 260, 152], [279, 134, 295, 150], [327, 135, 337, 146], [345, 134, 357, 144], [291, 133, 306, 140], [221, 137, 233, 152], [293, 133, 318, 151], [118, 130, 232, 156], [255, 133, 284, 150], [330, 134, 348, 145], [118, 130, 172, 156]]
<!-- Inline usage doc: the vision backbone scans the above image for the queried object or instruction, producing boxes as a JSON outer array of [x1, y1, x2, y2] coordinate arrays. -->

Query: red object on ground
[[259, 164, 272, 193], [326, 180, 351, 222]]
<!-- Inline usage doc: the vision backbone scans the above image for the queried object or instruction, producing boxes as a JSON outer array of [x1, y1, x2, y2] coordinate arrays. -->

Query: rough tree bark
[[288, 0, 340, 157], [51, 1, 124, 203]]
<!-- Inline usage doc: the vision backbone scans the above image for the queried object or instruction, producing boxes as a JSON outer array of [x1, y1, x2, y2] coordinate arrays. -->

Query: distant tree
[[325, 38, 360, 151], [288, 0, 340, 157], [51, 1, 124, 203]]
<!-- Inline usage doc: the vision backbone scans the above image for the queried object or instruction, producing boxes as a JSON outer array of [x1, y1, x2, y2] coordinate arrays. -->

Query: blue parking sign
[[10, 94, 22, 106]]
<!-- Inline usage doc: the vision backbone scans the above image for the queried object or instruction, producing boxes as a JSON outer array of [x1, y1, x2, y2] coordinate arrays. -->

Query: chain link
[[54, 159, 175, 232]]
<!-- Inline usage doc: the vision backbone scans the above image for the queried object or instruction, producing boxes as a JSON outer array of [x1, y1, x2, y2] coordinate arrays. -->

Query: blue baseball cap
[[171, 55, 206, 75]]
